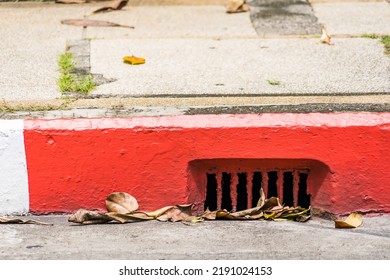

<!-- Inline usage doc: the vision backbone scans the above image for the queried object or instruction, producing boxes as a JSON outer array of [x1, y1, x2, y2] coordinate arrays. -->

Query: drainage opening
[[204, 169, 310, 212]]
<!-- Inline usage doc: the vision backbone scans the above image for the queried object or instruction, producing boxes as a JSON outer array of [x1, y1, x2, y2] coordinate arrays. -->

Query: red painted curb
[[24, 113, 390, 215]]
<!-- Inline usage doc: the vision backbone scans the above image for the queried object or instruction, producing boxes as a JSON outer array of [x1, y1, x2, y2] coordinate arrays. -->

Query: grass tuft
[[57, 52, 95, 94], [381, 35, 390, 55], [267, 79, 281, 86]]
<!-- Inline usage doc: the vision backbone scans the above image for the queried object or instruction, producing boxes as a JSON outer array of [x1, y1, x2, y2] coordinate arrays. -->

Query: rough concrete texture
[[91, 38, 390, 96], [85, 5, 257, 39], [0, 215, 389, 259], [248, 0, 322, 35], [0, 3, 91, 101], [0, 1, 389, 112], [312, 2, 390, 35]]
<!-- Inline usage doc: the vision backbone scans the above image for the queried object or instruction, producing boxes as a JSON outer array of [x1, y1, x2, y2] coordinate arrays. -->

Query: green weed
[[267, 79, 281, 86], [361, 33, 380, 39], [57, 52, 96, 94], [381, 35, 390, 55]]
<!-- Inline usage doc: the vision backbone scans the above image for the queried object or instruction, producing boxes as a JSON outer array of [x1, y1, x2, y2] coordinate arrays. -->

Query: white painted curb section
[[0, 120, 29, 214]]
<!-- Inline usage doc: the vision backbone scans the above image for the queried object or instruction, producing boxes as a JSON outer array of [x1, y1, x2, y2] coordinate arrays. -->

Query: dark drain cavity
[[204, 169, 310, 212]]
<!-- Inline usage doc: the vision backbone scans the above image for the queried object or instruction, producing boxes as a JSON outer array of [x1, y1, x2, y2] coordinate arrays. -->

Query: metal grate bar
[[293, 170, 300, 207], [262, 171, 269, 199], [277, 170, 284, 204], [247, 172, 254, 209], [216, 172, 222, 209], [230, 173, 238, 212]]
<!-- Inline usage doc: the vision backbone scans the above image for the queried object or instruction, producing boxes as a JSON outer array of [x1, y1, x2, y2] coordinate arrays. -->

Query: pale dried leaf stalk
[[320, 25, 334, 45], [61, 19, 134, 28], [0, 217, 53, 226]]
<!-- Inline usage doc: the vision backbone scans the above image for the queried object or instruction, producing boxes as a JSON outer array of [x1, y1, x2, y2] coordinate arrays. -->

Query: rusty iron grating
[[204, 170, 311, 212]]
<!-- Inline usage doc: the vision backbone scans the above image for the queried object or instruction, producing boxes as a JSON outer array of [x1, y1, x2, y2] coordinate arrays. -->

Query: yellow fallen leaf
[[123, 55, 145, 65], [335, 212, 362, 228]]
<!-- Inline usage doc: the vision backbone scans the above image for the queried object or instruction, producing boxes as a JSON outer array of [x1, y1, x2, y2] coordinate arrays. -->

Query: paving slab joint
[[64, 39, 116, 97]]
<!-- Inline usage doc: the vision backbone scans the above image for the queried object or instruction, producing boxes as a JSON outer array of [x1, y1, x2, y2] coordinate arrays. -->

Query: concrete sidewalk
[[0, 0, 389, 117], [1, 215, 389, 259]]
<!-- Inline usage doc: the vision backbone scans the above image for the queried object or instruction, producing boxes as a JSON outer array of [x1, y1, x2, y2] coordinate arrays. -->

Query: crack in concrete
[[65, 39, 116, 96]]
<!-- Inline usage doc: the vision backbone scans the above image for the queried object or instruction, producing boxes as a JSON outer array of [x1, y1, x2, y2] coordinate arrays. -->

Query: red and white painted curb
[[1, 113, 390, 215]]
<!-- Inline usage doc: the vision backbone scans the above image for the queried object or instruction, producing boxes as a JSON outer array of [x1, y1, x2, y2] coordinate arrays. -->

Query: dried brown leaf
[[256, 187, 266, 207], [55, 0, 88, 4], [106, 212, 154, 223], [250, 212, 264, 219], [226, 0, 249, 14], [106, 192, 138, 214], [165, 204, 193, 222], [200, 208, 217, 220], [145, 206, 175, 218], [261, 197, 281, 210], [68, 209, 113, 224], [61, 19, 133, 28], [0, 217, 53, 226], [335, 213, 362, 228], [91, 0, 129, 14], [156, 214, 170, 222], [295, 214, 311, 222], [216, 210, 248, 220], [231, 206, 263, 217]]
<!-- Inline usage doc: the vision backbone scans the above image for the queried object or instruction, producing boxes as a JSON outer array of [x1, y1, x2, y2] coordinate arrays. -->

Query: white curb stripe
[[0, 120, 29, 214]]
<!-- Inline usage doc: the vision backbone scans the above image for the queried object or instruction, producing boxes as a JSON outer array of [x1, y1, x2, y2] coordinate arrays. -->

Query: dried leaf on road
[[335, 213, 363, 228], [145, 206, 175, 219], [68, 209, 113, 224], [91, 0, 129, 14], [106, 212, 155, 223], [201, 208, 217, 220], [61, 19, 134, 28], [0, 217, 53, 226], [218, 209, 262, 220], [123, 55, 146, 65], [106, 192, 138, 214], [320, 25, 334, 45], [68, 192, 311, 225], [55, 0, 88, 4], [261, 197, 281, 210], [216, 209, 248, 220], [162, 204, 197, 222], [226, 0, 250, 14]]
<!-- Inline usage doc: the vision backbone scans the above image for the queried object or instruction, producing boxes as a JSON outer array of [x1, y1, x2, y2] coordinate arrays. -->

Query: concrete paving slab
[[0, 215, 389, 259], [312, 2, 390, 35], [91, 38, 390, 97], [85, 5, 257, 39], [248, 0, 322, 36], [0, 3, 91, 101]]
